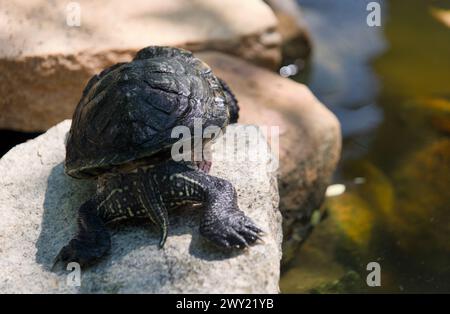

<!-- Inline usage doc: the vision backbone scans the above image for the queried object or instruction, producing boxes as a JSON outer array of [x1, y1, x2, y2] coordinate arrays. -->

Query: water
[[281, 0, 450, 293]]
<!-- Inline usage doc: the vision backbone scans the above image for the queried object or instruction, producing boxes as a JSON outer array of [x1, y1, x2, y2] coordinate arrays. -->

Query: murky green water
[[281, 0, 450, 293]]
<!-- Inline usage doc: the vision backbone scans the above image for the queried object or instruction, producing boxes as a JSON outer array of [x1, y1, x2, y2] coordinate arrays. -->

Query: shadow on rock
[[35, 162, 95, 270], [36, 163, 240, 272]]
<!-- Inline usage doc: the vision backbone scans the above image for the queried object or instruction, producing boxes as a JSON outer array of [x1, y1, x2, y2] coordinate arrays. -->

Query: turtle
[[53, 46, 263, 268]]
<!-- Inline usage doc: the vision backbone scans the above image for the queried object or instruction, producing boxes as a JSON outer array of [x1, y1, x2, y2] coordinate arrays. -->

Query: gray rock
[[0, 120, 281, 293]]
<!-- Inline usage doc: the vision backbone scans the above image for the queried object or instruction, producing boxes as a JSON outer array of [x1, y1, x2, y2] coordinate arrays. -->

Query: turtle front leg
[[53, 198, 111, 270], [199, 176, 264, 248], [171, 169, 264, 249]]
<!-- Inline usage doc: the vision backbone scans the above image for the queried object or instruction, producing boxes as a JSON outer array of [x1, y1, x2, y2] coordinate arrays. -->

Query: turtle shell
[[65, 46, 231, 179]]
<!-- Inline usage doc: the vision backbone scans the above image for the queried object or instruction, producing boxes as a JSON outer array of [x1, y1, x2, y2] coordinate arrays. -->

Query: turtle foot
[[200, 209, 264, 249], [52, 199, 111, 271], [52, 235, 110, 270]]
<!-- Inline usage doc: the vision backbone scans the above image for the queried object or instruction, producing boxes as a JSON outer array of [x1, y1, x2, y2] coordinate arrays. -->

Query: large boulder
[[0, 0, 280, 132], [197, 52, 341, 262], [0, 120, 282, 293]]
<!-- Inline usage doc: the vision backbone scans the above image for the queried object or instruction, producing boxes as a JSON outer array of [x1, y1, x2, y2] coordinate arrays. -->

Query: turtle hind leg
[[53, 198, 111, 270], [173, 169, 264, 249], [136, 168, 169, 248]]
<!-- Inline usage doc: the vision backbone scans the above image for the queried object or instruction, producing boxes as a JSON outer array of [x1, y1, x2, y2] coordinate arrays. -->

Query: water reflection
[[298, 0, 386, 138]]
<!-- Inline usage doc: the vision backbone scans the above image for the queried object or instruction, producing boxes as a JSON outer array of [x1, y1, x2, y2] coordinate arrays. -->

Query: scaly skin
[[53, 160, 263, 269]]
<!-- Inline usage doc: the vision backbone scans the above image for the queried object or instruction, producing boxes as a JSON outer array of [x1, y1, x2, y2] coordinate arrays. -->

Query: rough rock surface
[[197, 52, 341, 262], [0, 120, 281, 293], [0, 0, 280, 131]]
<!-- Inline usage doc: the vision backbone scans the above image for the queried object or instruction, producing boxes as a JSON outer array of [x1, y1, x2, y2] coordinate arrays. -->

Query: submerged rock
[[0, 121, 282, 293], [0, 0, 280, 132], [280, 160, 391, 293], [389, 138, 450, 268], [418, 98, 450, 134]]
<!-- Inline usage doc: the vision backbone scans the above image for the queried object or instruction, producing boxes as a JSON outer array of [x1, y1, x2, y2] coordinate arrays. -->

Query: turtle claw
[[52, 242, 78, 272], [200, 210, 264, 250], [52, 237, 111, 271]]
